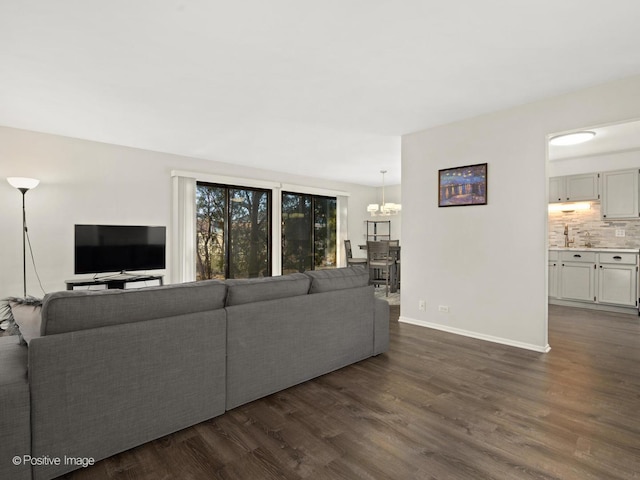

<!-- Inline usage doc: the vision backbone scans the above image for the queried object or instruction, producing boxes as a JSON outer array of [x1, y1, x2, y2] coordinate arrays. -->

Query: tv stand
[[65, 275, 164, 291]]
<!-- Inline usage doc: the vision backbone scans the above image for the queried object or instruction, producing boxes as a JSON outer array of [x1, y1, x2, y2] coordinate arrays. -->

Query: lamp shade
[[7, 177, 40, 190]]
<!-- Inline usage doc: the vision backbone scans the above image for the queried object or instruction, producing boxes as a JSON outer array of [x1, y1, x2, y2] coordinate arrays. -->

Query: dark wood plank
[[61, 303, 640, 480]]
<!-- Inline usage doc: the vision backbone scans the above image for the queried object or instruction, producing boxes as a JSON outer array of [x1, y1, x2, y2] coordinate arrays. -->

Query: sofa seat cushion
[[304, 266, 369, 293], [225, 273, 310, 306], [41, 279, 226, 335]]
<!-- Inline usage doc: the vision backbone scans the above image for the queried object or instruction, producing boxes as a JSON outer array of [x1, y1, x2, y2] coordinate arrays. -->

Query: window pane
[[314, 196, 337, 269], [229, 188, 270, 278], [282, 193, 336, 273], [282, 193, 312, 273], [197, 183, 271, 280], [196, 185, 226, 280]]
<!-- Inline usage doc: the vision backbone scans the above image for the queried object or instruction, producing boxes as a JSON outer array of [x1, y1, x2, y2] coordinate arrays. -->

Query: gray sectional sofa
[[0, 266, 389, 480]]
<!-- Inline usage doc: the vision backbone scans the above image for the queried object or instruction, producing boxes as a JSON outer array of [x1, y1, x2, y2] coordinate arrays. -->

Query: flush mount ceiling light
[[549, 131, 596, 146]]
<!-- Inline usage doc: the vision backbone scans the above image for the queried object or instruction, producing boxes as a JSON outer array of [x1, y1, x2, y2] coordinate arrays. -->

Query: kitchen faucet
[[564, 224, 574, 248]]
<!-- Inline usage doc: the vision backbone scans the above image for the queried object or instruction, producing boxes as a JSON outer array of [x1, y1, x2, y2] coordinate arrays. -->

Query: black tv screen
[[74, 225, 166, 275]]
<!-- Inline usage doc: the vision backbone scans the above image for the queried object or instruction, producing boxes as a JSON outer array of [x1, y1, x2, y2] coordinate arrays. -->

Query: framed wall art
[[438, 163, 487, 207]]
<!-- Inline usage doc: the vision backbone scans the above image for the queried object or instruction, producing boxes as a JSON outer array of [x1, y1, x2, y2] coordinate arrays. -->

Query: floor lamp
[[7, 177, 40, 298]]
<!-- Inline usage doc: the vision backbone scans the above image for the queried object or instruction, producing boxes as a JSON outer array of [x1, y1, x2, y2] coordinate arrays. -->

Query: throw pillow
[[2, 297, 43, 344]]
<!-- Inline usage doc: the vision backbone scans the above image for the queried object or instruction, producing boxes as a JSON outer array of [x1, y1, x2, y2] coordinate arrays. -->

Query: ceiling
[[2, 1, 640, 186]]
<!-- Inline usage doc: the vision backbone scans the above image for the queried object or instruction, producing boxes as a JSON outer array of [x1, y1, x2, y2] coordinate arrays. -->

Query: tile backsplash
[[549, 202, 640, 248]]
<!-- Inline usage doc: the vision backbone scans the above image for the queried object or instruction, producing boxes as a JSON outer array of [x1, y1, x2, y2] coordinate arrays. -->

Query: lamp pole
[[7, 177, 40, 298], [18, 187, 28, 298]]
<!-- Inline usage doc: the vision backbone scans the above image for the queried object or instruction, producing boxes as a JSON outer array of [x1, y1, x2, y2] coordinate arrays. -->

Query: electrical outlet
[[616, 229, 625, 237], [438, 305, 449, 313], [418, 300, 426, 311]]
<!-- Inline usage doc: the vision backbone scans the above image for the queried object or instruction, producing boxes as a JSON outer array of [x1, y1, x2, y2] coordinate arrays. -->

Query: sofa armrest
[[373, 298, 390, 355], [0, 336, 31, 480]]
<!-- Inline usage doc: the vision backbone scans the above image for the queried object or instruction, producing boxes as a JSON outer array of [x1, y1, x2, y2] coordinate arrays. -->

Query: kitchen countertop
[[549, 246, 640, 253]]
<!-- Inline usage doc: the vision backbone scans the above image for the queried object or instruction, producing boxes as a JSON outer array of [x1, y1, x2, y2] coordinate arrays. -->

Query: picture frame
[[438, 163, 487, 207]]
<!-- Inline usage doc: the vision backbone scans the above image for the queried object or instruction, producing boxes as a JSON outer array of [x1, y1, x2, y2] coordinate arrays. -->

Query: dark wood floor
[[62, 304, 640, 480]]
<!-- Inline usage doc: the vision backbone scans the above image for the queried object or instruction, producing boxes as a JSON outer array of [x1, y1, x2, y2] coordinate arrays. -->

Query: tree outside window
[[196, 183, 270, 280]]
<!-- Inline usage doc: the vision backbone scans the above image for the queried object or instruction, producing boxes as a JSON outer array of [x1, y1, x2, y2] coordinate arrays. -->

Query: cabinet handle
[[613, 256, 622, 260], [599, 265, 603, 268], [573, 254, 582, 258]]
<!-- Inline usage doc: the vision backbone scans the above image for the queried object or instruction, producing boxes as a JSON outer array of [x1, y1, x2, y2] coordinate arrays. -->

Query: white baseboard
[[398, 316, 551, 353]]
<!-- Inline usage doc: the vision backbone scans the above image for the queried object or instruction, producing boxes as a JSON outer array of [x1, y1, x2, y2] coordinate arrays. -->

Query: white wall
[[0, 126, 376, 296], [401, 74, 640, 352], [548, 149, 640, 177]]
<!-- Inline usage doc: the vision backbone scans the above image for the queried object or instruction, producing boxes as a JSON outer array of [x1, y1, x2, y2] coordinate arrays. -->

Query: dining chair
[[387, 239, 400, 290], [367, 240, 396, 296], [345, 239, 367, 267]]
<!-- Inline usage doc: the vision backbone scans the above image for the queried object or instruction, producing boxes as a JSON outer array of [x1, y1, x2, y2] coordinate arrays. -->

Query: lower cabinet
[[560, 262, 596, 302], [598, 264, 637, 307], [549, 249, 639, 312], [548, 261, 558, 298]]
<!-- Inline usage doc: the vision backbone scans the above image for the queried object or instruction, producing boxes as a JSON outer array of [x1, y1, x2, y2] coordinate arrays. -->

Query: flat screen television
[[74, 224, 166, 275]]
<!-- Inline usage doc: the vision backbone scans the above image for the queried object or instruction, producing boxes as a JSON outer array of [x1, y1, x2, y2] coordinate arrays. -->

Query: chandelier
[[367, 170, 401, 216]]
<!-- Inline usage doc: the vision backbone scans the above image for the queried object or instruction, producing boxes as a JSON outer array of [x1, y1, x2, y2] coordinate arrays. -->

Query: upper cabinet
[[549, 173, 600, 203], [601, 169, 640, 219], [548, 177, 564, 203]]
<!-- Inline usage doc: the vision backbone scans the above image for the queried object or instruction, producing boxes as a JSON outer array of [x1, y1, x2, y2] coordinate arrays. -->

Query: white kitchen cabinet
[[601, 169, 639, 219], [548, 250, 559, 298], [549, 177, 564, 203], [597, 252, 638, 307], [548, 261, 558, 298], [550, 248, 639, 313], [598, 264, 637, 307], [549, 173, 599, 203], [566, 173, 600, 201], [560, 260, 596, 302]]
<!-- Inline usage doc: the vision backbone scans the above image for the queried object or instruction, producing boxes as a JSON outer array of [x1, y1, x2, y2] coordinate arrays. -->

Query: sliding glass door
[[282, 192, 336, 274], [196, 183, 271, 279]]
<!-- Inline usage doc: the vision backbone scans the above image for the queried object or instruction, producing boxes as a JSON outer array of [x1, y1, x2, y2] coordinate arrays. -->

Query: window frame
[[171, 169, 350, 279]]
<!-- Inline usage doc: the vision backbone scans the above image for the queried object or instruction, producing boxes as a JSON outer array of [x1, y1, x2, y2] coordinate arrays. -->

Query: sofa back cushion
[[304, 266, 369, 293], [41, 280, 227, 335], [225, 273, 310, 306]]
